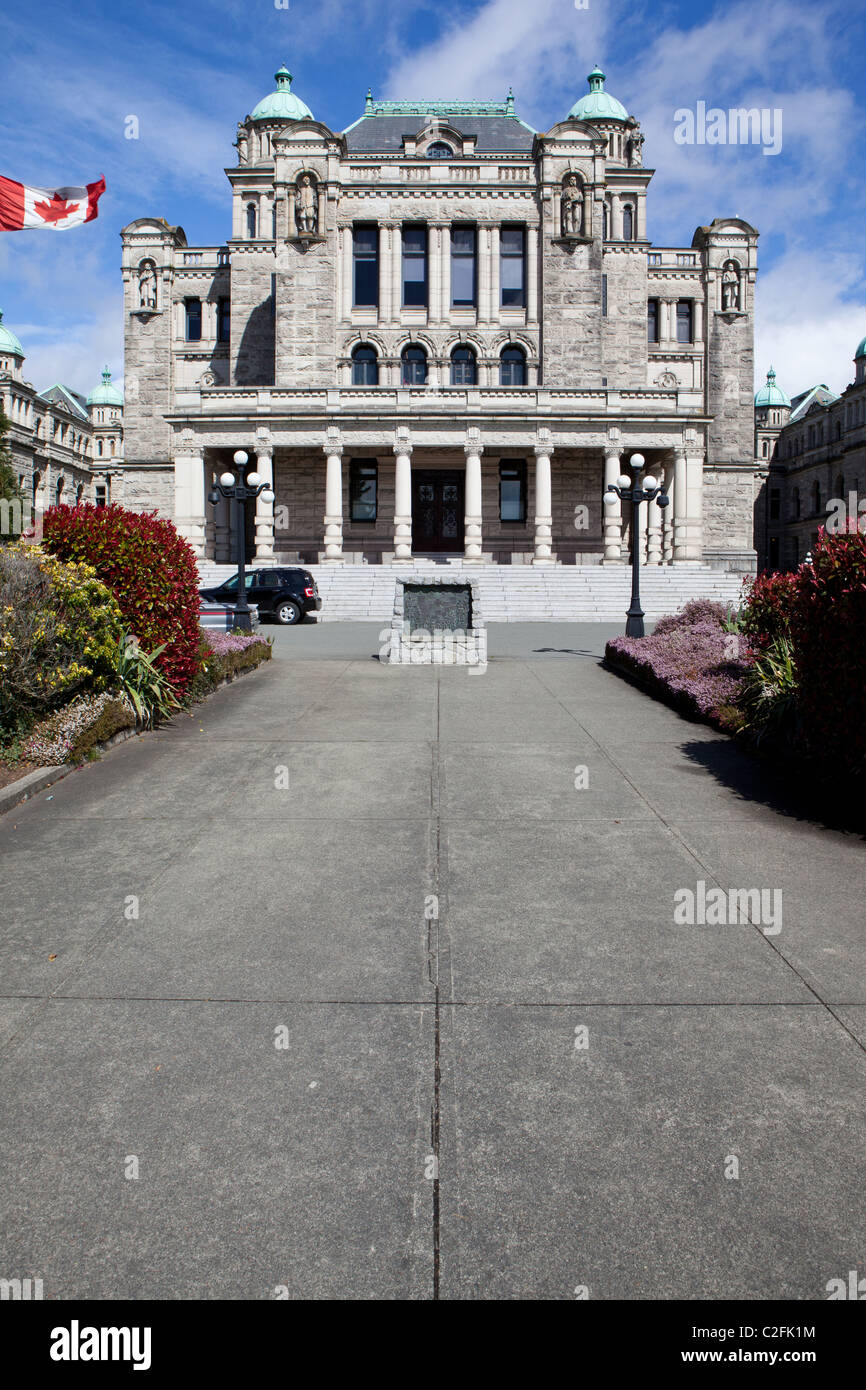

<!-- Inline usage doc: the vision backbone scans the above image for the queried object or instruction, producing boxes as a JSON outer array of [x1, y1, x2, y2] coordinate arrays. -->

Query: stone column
[[527, 225, 539, 322], [463, 435, 484, 563], [662, 460, 675, 564], [322, 435, 344, 564], [254, 448, 275, 563], [490, 225, 501, 318], [478, 226, 492, 322], [429, 224, 441, 322], [440, 226, 451, 319], [532, 435, 555, 565], [174, 450, 206, 559], [393, 429, 413, 563], [694, 299, 704, 343], [646, 480, 663, 566], [213, 485, 231, 563], [672, 450, 703, 561], [392, 225, 403, 315], [341, 227, 353, 319], [603, 449, 623, 562], [379, 226, 392, 322]]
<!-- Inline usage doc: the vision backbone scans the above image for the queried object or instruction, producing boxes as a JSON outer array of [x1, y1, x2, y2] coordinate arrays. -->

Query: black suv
[[199, 568, 321, 625]]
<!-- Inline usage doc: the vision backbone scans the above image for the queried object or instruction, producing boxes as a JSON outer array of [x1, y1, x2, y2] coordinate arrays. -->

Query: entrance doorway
[[412, 470, 464, 552]]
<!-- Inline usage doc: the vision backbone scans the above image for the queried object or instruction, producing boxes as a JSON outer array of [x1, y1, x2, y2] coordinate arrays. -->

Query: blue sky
[[1, 0, 864, 400]]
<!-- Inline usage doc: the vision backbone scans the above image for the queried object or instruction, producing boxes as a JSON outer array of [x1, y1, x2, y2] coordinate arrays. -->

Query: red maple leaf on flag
[[34, 192, 80, 224]]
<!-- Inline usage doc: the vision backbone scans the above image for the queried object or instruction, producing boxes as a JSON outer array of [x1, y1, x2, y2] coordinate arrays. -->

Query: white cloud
[[755, 251, 866, 398]]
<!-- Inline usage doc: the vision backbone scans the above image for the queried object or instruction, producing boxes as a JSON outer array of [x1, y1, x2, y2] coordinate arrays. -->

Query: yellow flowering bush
[[0, 543, 125, 740]]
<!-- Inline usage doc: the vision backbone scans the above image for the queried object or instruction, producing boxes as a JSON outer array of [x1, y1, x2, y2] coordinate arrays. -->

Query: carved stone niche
[[287, 172, 327, 245]]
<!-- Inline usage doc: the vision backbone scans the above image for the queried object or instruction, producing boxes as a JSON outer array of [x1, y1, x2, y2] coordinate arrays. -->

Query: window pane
[[452, 226, 475, 254], [353, 226, 379, 307], [350, 462, 378, 521], [403, 226, 427, 307], [354, 225, 378, 254], [499, 462, 526, 521], [500, 349, 526, 386], [500, 227, 524, 255], [352, 347, 378, 386], [676, 301, 692, 343], [402, 348, 427, 386], [647, 300, 658, 343], [451, 349, 477, 386], [185, 300, 202, 340]]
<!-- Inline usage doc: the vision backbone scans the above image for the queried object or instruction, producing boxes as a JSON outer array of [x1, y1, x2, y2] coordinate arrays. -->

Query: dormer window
[[426, 141, 453, 159]]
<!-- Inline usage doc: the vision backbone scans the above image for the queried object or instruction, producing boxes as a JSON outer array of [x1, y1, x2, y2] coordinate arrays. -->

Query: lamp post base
[[625, 607, 645, 639]]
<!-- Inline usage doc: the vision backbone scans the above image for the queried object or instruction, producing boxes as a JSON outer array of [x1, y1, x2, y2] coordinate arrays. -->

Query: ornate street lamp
[[208, 450, 275, 632], [603, 453, 669, 638]]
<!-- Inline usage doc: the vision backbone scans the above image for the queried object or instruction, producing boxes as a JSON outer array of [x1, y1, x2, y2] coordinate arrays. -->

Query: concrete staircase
[[197, 560, 747, 622]]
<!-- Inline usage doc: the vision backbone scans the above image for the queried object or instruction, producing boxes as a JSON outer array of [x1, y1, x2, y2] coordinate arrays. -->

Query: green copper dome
[[855, 335, 866, 360], [87, 365, 123, 407], [250, 66, 314, 122], [0, 310, 24, 358], [568, 66, 629, 122], [754, 366, 790, 408]]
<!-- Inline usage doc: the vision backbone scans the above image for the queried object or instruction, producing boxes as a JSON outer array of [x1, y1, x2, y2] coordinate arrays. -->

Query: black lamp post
[[603, 452, 669, 638], [208, 449, 275, 632]]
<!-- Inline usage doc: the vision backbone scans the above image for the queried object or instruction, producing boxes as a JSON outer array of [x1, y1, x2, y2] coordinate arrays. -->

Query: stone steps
[[197, 561, 746, 622]]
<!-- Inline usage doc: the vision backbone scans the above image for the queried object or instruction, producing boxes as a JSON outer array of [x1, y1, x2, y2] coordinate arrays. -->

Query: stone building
[[755, 343, 866, 571], [119, 64, 760, 573], [0, 308, 123, 525]]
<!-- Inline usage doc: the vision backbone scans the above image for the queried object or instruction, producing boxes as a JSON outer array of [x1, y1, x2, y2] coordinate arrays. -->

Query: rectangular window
[[647, 298, 659, 343], [500, 225, 526, 308], [499, 460, 527, 523], [185, 298, 202, 341], [217, 297, 230, 343], [350, 460, 378, 522], [602, 274, 607, 317], [95, 484, 107, 508], [353, 225, 379, 308], [451, 225, 477, 307], [402, 224, 428, 308], [676, 299, 693, 343]]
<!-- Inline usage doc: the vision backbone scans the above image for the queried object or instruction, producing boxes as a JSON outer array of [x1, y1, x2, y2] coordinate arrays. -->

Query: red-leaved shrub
[[789, 528, 866, 772], [43, 504, 201, 696], [739, 570, 798, 650]]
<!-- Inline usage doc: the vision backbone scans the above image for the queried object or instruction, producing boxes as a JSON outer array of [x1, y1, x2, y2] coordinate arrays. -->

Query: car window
[[259, 572, 280, 588], [220, 573, 256, 593]]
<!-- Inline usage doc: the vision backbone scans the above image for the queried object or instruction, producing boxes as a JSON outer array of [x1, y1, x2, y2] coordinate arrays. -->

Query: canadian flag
[[0, 175, 105, 231]]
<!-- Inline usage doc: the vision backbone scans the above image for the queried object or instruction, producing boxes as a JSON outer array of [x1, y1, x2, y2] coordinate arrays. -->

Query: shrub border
[[0, 640, 272, 819]]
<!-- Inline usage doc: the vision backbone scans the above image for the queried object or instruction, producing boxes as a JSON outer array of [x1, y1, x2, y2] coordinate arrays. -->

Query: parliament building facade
[[118, 65, 760, 571]]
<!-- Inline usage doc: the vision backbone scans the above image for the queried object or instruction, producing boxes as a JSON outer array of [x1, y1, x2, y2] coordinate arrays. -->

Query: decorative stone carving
[[655, 371, 678, 389], [137, 260, 157, 310], [628, 133, 644, 167], [199, 369, 217, 388], [560, 174, 583, 236], [295, 174, 318, 236], [721, 260, 741, 311], [236, 124, 249, 165]]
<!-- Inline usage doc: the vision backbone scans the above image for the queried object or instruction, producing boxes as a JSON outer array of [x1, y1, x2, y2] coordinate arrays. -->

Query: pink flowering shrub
[[606, 609, 752, 729]]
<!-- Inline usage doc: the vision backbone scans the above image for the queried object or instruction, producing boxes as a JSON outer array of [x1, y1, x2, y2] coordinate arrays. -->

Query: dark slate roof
[[789, 384, 839, 421], [38, 383, 89, 420], [344, 115, 536, 154]]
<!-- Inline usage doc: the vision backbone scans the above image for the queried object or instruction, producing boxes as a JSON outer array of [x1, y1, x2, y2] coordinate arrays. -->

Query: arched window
[[622, 204, 634, 241], [602, 203, 608, 240], [450, 345, 477, 386], [500, 345, 527, 387], [426, 141, 453, 159], [352, 343, 379, 386], [272, 203, 278, 240], [246, 203, 257, 239], [401, 344, 428, 386], [761, 440, 768, 457], [97, 440, 103, 457]]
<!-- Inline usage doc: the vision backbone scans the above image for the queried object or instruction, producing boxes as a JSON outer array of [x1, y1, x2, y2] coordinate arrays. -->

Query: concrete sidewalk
[[0, 628, 863, 1299]]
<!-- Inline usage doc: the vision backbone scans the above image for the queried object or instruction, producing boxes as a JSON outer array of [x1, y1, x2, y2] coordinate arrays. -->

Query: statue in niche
[[295, 174, 318, 236], [722, 260, 741, 311], [137, 260, 157, 310], [561, 175, 583, 236], [628, 133, 644, 167]]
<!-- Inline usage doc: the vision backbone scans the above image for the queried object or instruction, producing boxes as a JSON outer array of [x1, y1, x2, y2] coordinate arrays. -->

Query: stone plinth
[[387, 576, 487, 666]]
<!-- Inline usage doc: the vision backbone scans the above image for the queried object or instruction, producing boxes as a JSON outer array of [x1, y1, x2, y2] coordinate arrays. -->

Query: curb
[[0, 656, 272, 819]]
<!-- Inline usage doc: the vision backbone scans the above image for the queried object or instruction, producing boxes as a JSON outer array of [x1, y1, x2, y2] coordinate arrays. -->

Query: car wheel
[[275, 600, 302, 626]]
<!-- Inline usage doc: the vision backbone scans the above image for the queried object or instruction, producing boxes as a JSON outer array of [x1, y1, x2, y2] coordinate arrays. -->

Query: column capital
[[323, 439, 344, 458], [464, 434, 484, 459], [255, 447, 274, 462], [393, 435, 413, 458], [534, 439, 555, 460]]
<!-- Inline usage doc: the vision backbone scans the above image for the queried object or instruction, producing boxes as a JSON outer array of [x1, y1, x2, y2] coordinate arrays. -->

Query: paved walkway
[[1, 627, 863, 1299]]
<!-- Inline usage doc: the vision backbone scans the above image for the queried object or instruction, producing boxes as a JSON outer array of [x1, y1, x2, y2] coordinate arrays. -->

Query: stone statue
[[722, 260, 740, 311], [561, 175, 583, 236], [628, 133, 644, 167], [138, 260, 157, 310], [236, 124, 249, 165], [295, 174, 317, 236]]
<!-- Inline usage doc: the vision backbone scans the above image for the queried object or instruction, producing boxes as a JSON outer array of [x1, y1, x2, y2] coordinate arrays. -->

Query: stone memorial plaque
[[403, 582, 472, 632]]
